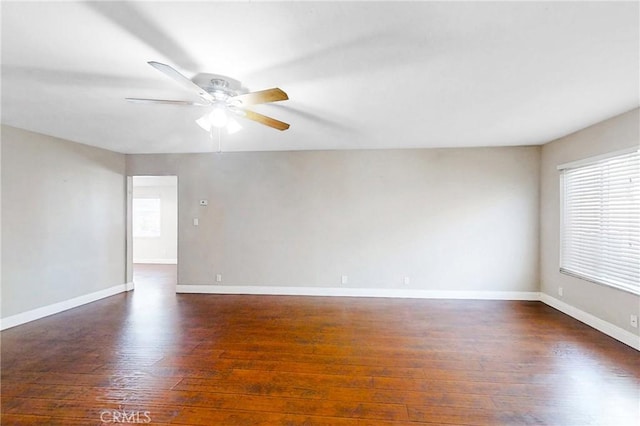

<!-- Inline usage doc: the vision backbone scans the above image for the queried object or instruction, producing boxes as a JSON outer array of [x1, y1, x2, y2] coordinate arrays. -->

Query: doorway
[[128, 176, 178, 293]]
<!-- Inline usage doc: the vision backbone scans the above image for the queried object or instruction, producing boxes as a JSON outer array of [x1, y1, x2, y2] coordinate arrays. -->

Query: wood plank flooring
[[2, 264, 639, 425]]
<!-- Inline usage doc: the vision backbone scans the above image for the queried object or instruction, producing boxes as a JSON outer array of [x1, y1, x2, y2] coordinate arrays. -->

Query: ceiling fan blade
[[147, 61, 215, 103], [232, 88, 288, 106], [126, 98, 208, 106], [238, 109, 290, 131]]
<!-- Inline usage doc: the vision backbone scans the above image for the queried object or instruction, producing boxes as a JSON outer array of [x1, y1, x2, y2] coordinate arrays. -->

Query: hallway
[[133, 263, 177, 294]]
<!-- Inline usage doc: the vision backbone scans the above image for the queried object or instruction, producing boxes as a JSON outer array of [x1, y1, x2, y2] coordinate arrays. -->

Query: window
[[133, 198, 161, 238], [559, 148, 639, 295]]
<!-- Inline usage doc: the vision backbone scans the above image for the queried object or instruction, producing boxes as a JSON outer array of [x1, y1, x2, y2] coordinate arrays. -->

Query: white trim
[[133, 258, 177, 265], [3, 282, 636, 351], [177, 285, 638, 350], [0, 282, 133, 331], [126, 176, 133, 285], [176, 284, 540, 300], [556, 146, 638, 170], [540, 293, 640, 351]]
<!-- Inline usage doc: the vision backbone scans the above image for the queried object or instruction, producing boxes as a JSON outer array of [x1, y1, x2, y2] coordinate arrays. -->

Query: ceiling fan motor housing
[[206, 79, 237, 101]]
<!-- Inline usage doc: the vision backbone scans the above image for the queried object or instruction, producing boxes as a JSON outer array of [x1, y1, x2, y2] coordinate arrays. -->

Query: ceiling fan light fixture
[[209, 106, 228, 128], [226, 117, 242, 134], [195, 114, 212, 132]]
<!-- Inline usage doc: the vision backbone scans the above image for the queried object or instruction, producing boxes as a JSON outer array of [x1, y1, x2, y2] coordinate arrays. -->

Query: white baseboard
[[4, 281, 636, 351], [177, 285, 638, 350], [0, 282, 133, 331], [540, 293, 640, 351], [133, 258, 177, 265], [176, 284, 540, 301]]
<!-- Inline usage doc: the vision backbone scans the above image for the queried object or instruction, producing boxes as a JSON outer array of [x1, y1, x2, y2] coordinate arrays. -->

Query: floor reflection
[[115, 264, 181, 365]]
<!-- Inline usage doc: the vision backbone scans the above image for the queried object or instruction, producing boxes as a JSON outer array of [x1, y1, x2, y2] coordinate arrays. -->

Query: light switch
[[193, 218, 199, 226]]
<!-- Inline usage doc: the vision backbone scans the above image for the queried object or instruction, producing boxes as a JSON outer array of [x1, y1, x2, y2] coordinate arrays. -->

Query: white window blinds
[[560, 148, 640, 295]]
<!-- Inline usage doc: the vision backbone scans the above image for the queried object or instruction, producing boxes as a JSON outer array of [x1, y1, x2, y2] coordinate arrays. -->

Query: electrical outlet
[[216, 274, 222, 283], [558, 287, 563, 297], [341, 275, 348, 285], [630, 315, 638, 328], [403, 276, 410, 285]]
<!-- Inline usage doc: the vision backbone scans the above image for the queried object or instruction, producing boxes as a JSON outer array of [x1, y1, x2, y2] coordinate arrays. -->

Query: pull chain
[[211, 127, 223, 153]]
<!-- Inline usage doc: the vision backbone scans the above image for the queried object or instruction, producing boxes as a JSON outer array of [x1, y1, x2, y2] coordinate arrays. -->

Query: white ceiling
[[2, 1, 638, 154]]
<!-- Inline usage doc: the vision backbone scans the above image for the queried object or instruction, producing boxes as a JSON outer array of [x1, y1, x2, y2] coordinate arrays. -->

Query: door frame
[[126, 175, 179, 291]]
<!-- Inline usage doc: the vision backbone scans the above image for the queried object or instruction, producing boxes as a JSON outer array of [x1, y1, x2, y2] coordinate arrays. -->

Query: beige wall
[[3, 111, 636, 338], [540, 109, 640, 335], [1, 126, 127, 318], [128, 147, 540, 292]]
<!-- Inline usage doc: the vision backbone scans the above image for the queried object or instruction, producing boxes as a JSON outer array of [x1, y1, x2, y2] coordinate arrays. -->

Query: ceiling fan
[[126, 61, 290, 133]]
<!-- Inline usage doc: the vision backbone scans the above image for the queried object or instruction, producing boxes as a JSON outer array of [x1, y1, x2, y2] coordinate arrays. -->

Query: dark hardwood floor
[[2, 264, 639, 425]]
